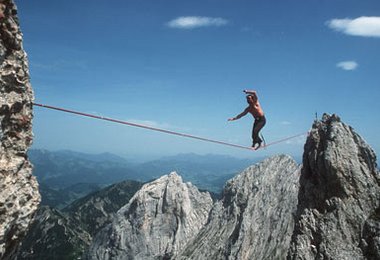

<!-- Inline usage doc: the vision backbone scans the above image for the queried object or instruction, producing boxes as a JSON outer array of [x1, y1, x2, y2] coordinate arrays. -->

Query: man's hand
[[228, 117, 235, 121]]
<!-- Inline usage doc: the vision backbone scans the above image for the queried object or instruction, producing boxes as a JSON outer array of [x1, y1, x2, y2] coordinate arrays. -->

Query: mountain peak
[[178, 154, 301, 259], [288, 113, 380, 259], [168, 171, 182, 180], [87, 171, 213, 259], [302, 113, 378, 204]]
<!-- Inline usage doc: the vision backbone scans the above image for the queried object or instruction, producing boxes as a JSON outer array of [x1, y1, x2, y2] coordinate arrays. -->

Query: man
[[228, 90, 266, 150]]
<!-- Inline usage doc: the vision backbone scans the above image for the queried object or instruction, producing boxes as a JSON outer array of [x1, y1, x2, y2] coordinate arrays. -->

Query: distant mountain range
[[135, 153, 257, 192], [28, 149, 257, 208], [28, 149, 139, 187]]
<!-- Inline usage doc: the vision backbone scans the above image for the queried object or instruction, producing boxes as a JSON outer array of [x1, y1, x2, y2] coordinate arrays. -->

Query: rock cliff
[[288, 114, 380, 259], [177, 155, 300, 260], [0, 0, 40, 259], [87, 172, 213, 260]]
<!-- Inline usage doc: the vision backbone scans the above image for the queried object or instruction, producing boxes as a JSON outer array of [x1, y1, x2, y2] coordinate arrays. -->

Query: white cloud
[[336, 61, 358, 71], [327, 16, 380, 37], [167, 16, 228, 29]]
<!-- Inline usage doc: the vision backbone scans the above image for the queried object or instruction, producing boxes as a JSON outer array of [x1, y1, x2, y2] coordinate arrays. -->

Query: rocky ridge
[[177, 154, 300, 260], [86, 114, 379, 260], [18, 206, 91, 260], [288, 114, 380, 259], [18, 180, 143, 259], [63, 180, 143, 236], [87, 172, 213, 260], [0, 0, 40, 259]]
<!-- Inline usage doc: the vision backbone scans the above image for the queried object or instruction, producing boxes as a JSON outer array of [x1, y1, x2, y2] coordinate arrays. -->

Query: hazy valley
[[30, 149, 255, 208]]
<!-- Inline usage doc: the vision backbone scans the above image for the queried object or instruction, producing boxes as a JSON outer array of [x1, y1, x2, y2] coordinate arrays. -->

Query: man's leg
[[252, 117, 266, 147]]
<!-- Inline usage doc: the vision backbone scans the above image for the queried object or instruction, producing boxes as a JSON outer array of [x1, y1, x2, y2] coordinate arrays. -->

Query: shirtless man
[[228, 90, 266, 150]]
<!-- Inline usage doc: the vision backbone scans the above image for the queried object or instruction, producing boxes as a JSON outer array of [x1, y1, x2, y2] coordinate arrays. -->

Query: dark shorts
[[252, 116, 266, 142]]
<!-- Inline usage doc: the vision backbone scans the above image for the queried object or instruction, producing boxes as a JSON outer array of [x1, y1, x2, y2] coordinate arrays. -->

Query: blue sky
[[17, 0, 380, 162]]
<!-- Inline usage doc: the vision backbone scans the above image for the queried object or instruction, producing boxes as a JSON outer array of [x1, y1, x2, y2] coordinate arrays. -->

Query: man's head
[[246, 95, 256, 104]]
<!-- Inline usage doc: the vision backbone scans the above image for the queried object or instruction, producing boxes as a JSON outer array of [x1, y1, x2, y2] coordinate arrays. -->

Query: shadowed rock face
[[63, 180, 144, 237], [0, 0, 40, 259], [87, 172, 213, 260], [177, 155, 301, 260], [18, 206, 91, 260], [18, 180, 143, 260], [288, 114, 380, 259]]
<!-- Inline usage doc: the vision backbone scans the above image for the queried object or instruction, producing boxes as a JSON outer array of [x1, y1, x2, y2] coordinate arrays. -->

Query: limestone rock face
[[177, 155, 301, 260], [0, 0, 40, 259], [288, 114, 380, 259], [87, 172, 213, 260]]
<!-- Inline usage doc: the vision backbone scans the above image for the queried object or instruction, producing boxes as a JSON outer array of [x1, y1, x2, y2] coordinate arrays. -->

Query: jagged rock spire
[[288, 114, 380, 259]]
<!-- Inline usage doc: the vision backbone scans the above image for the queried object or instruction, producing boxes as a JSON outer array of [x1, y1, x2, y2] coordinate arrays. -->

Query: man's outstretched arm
[[228, 108, 249, 121]]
